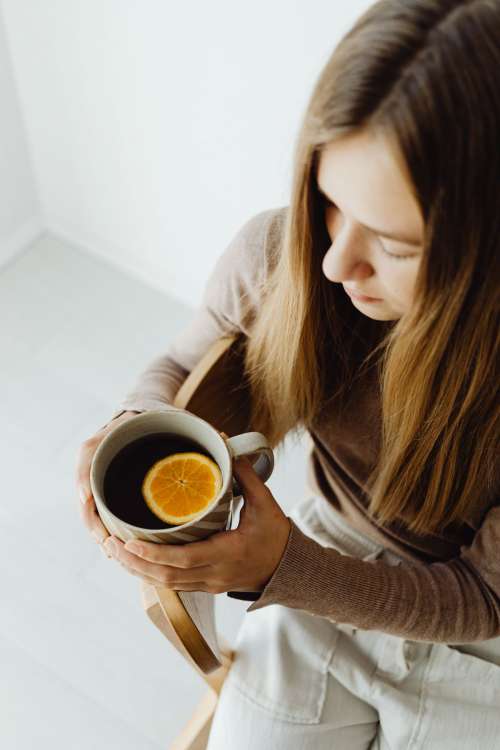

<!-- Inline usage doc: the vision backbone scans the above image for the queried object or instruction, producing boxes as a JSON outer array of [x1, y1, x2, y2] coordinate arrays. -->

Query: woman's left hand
[[102, 448, 292, 594]]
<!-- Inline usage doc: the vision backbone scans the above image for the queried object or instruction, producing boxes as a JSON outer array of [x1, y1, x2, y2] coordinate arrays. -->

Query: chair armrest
[[172, 333, 252, 438]]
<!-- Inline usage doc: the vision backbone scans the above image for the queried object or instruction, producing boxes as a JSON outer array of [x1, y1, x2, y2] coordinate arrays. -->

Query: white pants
[[206, 494, 500, 749]]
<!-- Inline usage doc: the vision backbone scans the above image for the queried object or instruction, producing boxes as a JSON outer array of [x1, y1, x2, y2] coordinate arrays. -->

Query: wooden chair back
[[140, 333, 253, 749]]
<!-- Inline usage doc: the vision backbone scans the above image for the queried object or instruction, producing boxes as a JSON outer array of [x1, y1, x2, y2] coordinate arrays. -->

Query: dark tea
[[103, 432, 216, 528]]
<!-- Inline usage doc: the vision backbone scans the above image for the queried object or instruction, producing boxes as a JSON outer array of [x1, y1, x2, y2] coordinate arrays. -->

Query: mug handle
[[225, 431, 274, 497], [224, 432, 274, 603]]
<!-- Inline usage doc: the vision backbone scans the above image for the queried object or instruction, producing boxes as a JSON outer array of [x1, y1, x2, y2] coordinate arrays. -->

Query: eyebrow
[[316, 183, 422, 246]]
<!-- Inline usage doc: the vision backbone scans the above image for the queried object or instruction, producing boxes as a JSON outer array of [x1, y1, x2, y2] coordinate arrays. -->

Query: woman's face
[[316, 128, 424, 321]]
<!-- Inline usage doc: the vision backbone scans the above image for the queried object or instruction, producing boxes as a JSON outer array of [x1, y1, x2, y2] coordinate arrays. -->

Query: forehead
[[316, 128, 424, 244]]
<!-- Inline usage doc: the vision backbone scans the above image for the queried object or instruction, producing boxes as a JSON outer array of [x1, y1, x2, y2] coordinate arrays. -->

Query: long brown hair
[[240, 0, 499, 535]]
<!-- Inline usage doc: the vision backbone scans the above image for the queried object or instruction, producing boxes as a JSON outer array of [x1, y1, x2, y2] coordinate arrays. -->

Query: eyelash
[[382, 248, 413, 261], [321, 196, 415, 262]]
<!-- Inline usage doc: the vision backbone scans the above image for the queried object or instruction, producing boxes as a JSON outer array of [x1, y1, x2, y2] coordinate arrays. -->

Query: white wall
[[0, 4, 42, 269], [1, 0, 371, 307]]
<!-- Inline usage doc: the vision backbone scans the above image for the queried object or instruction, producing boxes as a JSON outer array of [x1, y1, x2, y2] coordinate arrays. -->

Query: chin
[[370, 311, 401, 321], [351, 300, 401, 321]]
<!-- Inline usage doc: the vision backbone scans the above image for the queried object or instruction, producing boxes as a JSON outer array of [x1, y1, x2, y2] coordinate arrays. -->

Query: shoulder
[[235, 205, 288, 248], [202, 205, 288, 329], [219, 205, 288, 280]]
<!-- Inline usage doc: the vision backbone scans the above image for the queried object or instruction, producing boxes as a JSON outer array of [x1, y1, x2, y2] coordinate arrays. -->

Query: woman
[[77, 0, 500, 747]]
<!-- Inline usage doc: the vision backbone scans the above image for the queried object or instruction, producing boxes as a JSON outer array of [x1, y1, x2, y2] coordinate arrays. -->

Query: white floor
[[0, 232, 311, 749]]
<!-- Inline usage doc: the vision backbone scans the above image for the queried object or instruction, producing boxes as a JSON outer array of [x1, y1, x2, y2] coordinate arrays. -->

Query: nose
[[322, 222, 375, 285]]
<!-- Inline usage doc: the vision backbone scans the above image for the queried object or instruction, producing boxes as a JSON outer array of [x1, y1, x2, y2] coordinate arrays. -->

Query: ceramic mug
[[90, 409, 274, 545]]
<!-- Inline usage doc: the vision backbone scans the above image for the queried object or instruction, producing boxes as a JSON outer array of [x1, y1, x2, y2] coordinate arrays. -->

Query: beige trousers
[[206, 494, 500, 749]]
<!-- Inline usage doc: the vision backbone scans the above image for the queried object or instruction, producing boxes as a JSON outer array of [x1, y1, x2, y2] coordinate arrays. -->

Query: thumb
[[233, 456, 271, 511]]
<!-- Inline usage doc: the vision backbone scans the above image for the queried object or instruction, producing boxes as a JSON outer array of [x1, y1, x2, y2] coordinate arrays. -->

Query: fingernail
[[99, 544, 112, 560], [80, 488, 89, 505], [92, 530, 106, 544], [104, 538, 117, 556]]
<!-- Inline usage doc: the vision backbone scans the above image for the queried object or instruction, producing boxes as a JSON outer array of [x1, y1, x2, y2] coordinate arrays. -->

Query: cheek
[[385, 265, 419, 307]]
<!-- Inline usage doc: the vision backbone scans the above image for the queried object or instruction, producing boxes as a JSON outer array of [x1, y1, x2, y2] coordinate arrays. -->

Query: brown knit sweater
[[106, 207, 500, 644]]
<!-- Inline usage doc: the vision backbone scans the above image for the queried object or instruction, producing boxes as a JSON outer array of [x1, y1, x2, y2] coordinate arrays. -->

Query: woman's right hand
[[76, 410, 140, 549]]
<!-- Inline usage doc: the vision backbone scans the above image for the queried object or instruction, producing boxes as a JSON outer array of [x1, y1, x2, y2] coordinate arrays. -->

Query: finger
[[233, 456, 268, 496], [107, 538, 213, 584], [123, 565, 208, 591], [123, 537, 215, 568], [124, 566, 207, 592], [76, 440, 110, 542], [79, 493, 110, 542], [75, 438, 97, 509], [116, 559, 211, 592]]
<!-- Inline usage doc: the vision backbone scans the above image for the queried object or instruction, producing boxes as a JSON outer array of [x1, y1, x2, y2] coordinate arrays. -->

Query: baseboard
[[0, 214, 46, 271]]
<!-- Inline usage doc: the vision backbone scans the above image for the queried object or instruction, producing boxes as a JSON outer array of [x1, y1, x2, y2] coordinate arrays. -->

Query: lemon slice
[[142, 451, 223, 525]]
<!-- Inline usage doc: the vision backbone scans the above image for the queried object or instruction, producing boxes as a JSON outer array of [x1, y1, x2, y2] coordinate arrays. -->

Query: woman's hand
[[76, 411, 140, 552], [103, 448, 292, 594]]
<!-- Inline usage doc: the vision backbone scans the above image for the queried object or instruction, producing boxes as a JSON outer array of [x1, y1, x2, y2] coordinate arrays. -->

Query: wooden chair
[[140, 332, 257, 750]]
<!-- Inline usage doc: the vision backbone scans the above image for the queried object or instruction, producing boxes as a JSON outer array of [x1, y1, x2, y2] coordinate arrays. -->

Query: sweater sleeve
[[101, 207, 285, 430], [246, 503, 500, 644]]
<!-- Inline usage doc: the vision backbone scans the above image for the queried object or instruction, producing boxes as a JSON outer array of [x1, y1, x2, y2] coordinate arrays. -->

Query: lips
[[344, 287, 381, 302]]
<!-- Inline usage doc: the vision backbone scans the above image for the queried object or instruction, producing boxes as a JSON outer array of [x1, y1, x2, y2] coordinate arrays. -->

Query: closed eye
[[322, 194, 417, 261]]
